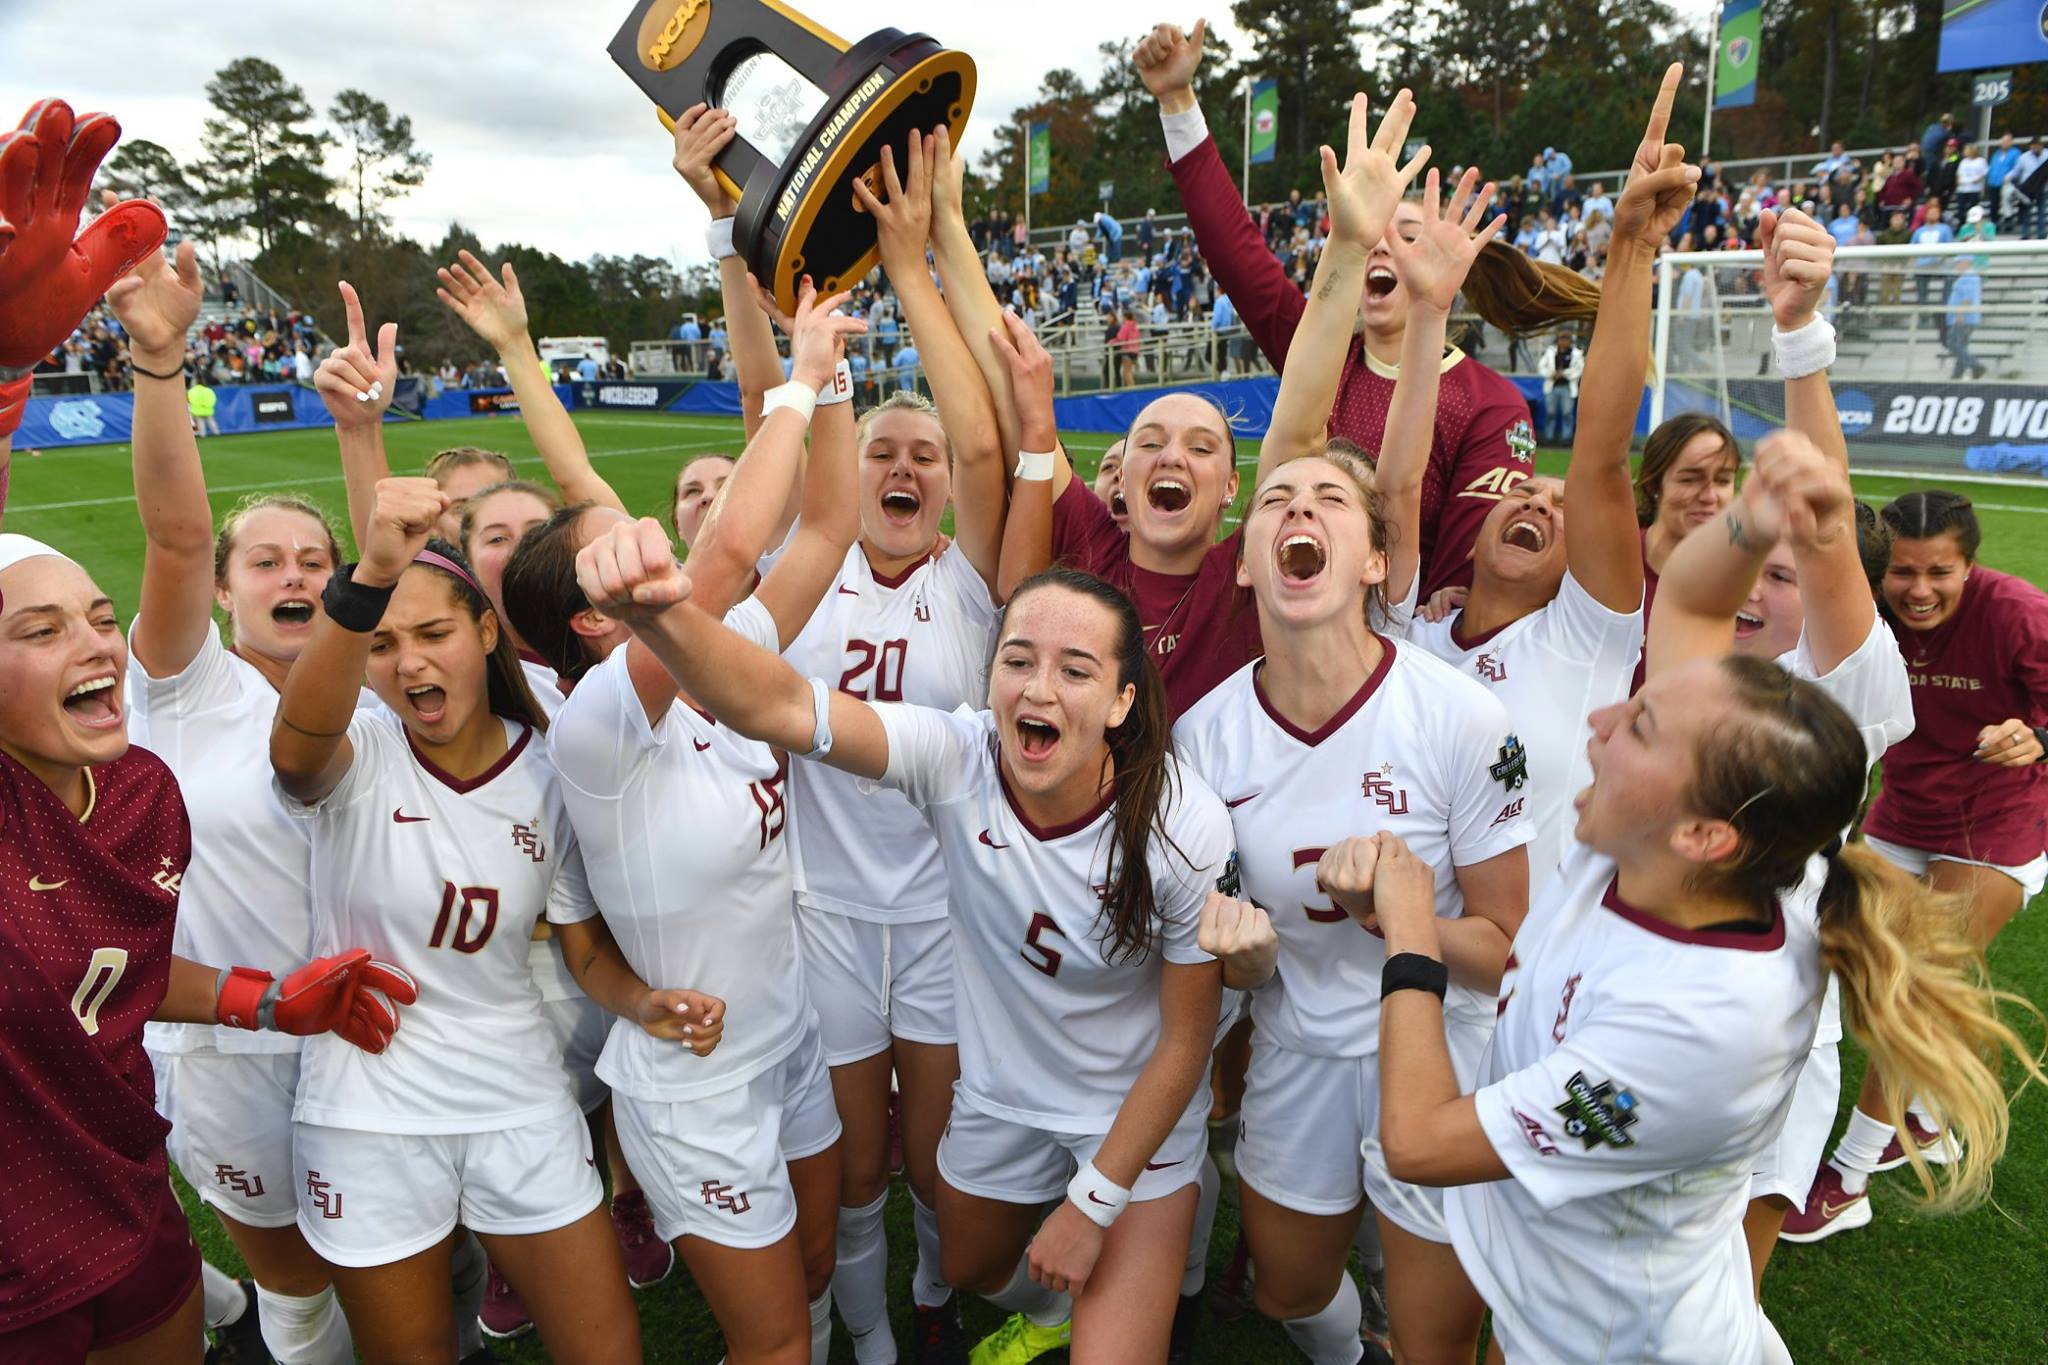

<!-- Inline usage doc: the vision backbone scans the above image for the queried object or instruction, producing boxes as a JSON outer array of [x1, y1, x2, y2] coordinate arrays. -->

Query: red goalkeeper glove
[[0, 373, 28, 439], [216, 949, 421, 1054], [0, 99, 167, 372]]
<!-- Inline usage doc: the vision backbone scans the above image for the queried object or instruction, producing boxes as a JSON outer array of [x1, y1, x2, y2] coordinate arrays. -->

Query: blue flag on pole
[[1715, 0, 1761, 110]]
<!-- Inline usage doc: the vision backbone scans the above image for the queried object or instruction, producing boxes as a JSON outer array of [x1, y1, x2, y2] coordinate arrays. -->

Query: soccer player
[[669, 454, 738, 549], [1091, 439, 1129, 532], [0, 530, 414, 1365], [577, 509, 1235, 1365], [1371, 425, 2042, 1365], [1135, 22, 1537, 601], [1787, 488, 2048, 1240], [503, 279, 867, 1365], [109, 236, 367, 1364], [269, 478, 657, 1364], [774, 130, 1007, 1364], [459, 480, 566, 713]]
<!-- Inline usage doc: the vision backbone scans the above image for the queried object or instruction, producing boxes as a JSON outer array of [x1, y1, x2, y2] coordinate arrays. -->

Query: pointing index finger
[[1642, 62, 1683, 148], [338, 281, 367, 349]]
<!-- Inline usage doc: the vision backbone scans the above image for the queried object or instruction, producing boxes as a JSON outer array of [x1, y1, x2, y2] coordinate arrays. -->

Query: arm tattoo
[[1727, 511, 1751, 550], [1316, 270, 1343, 302]]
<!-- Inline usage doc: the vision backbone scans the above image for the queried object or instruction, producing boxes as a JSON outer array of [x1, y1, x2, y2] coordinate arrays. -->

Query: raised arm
[[271, 478, 447, 803], [575, 515, 892, 779], [1257, 89, 1427, 488], [1375, 168, 1504, 605], [672, 105, 780, 442], [857, 131, 1006, 592], [928, 124, 1022, 464], [990, 311, 1061, 601], [107, 239, 215, 676], [313, 282, 399, 549], [1564, 62, 1692, 612], [1757, 208, 1848, 470], [436, 249, 625, 514]]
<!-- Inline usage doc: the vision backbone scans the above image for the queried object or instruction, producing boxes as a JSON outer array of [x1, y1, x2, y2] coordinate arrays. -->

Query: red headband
[[413, 548, 485, 600]]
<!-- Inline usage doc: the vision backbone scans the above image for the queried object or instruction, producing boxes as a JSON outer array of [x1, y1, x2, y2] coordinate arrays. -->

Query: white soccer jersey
[[877, 705, 1232, 1132], [1444, 842, 1824, 1365], [781, 544, 998, 923], [1407, 572, 1641, 891], [548, 629, 809, 1103], [1174, 646, 1535, 1057], [125, 625, 342, 1055], [282, 707, 593, 1134], [519, 654, 567, 721]]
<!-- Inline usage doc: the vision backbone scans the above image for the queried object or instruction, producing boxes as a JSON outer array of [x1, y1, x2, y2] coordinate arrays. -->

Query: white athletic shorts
[[292, 1103, 602, 1267], [799, 909, 957, 1065], [539, 995, 611, 1114], [937, 1088, 1206, 1206], [1863, 834, 2048, 902], [611, 1016, 841, 1251], [1238, 1016, 1489, 1243], [1752, 1039, 1842, 1206], [152, 1047, 303, 1229]]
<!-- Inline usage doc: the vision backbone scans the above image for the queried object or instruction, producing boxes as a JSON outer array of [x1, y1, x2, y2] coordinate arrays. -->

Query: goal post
[[1649, 237, 2048, 480]]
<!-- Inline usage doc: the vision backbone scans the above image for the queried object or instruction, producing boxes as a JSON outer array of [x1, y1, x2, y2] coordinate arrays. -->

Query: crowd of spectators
[[33, 276, 325, 395]]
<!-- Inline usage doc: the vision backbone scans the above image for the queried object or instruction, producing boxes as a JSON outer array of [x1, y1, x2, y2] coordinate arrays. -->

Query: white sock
[[909, 1190, 951, 1310], [1830, 1108, 1895, 1193], [1908, 1097, 1938, 1128], [450, 1230, 487, 1356], [202, 1261, 245, 1328], [1350, 1208, 1383, 1274], [1280, 1273, 1365, 1365], [1759, 1308, 1795, 1365], [834, 1194, 895, 1364], [810, 1288, 834, 1365], [1182, 1156, 1221, 1297], [255, 1285, 353, 1365], [986, 1252, 1070, 1327]]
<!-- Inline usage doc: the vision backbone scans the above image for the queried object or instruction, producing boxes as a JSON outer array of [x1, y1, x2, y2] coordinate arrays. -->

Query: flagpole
[[1242, 79, 1252, 207], [1702, 1, 1719, 161]]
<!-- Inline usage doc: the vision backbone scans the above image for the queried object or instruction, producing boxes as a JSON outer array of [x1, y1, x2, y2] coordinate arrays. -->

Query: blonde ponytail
[[1459, 241, 1603, 338], [1819, 845, 2047, 1212]]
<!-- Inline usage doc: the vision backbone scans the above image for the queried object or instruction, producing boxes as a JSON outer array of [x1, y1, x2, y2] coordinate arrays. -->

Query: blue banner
[[1938, 0, 2048, 74], [16, 383, 579, 449]]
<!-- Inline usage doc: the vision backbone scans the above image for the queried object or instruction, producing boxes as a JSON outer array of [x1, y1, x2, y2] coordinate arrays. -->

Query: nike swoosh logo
[[837, 585, 859, 596], [1224, 793, 1259, 808], [1821, 1198, 1862, 1219], [1143, 1159, 1182, 1170], [1087, 1191, 1114, 1206], [392, 809, 430, 824], [28, 875, 68, 891], [693, 738, 712, 752], [978, 829, 1009, 849]]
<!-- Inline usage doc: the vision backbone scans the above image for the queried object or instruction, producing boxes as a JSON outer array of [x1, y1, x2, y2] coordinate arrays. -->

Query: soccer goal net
[[1649, 237, 2048, 480]]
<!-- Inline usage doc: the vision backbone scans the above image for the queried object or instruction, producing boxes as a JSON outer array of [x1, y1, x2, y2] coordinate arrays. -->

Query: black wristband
[[2034, 727, 2048, 762], [1381, 952, 1449, 1002], [321, 562, 396, 633], [129, 361, 185, 381]]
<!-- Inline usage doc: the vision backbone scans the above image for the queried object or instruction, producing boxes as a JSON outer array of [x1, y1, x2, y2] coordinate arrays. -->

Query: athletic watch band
[[321, 562, 397, 633], [1066, 1159, 1132, 1229], [1381, 952, 1449, 1002]]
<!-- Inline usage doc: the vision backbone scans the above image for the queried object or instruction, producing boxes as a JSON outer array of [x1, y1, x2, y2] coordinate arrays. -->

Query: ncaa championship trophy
[[609, 0, 976, 313]]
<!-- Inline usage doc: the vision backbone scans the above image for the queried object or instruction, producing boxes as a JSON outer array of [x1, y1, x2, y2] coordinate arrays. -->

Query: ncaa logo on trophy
[[610, 0, 977, 314]]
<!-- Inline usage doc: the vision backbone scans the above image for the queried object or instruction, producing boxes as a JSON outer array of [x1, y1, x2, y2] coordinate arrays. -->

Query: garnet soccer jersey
[[1444, 842, 1823, 1365], [1175, 645, 1534, 1056], [1407, 571, 1642, 891], [281, 708, 591, 1134], [780, 543, 997, 923], [0, 747, 187, 1331], [876, 705, 1232, 1132], [549, 637, 809, 1103]]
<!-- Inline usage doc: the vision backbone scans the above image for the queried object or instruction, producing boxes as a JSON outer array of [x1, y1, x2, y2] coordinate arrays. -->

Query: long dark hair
[[500, 506, 600, 683], [1001, 568, 1187, 965], [1880, 489, 1981, 561], [1635, 413, 1740, 526], [412, 537, 549, 733]]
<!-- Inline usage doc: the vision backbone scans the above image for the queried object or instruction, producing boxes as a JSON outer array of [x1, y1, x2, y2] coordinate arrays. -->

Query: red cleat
[[611, 1190, 676, 1288], [1873, 1113, 1963, 1172], [1778, 1162, 1872, 1244], [478, 1262, 532, 1339]]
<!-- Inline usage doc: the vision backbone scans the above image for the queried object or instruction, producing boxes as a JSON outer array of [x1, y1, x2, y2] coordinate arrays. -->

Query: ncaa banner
[[1938, 0, 2048, 73], [1714, 0, 1761, 110], [1027, 121, 1050, 196], [1248, 79, 1279, 164], [1720, 377, 2048, 469], [574, 380, 693, 410]]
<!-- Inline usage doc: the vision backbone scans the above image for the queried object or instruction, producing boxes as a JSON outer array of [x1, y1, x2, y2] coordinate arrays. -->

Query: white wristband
[[1066, 1160, 1132, 1228], [706, 216, 737, 261], [805, 677, 835, 757], [816, 358, 854, 406], [1771, 315, 1837, 379], [761, 380, 819, 423], [1014, 448, 1057, 482]]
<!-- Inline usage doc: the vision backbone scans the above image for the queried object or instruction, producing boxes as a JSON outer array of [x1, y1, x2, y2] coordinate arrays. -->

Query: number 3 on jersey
[[839, 639, 908, 702]]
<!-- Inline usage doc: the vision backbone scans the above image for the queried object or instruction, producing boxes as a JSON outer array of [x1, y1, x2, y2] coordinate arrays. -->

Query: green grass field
[[9, 410, 2047, 1363]]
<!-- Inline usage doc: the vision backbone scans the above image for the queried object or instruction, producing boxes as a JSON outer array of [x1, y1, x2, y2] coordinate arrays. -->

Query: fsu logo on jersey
[[1475, 650, 1507, 683], [700, 1180, 752, 1215], [1360, 765, 1409, 816], [305, 1171, 343, 1219], [1555, 1071, 1639, 1150], [511, 818, 546, 864], [152, 855, 183, 897], [214, 1164, 266, 1199]]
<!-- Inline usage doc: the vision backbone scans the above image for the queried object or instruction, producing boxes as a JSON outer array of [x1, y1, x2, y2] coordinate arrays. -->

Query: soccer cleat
[[1778, 1162, 1873, 1243], [1360, 1261, 1392, 1355], [1208, 1112, 1240, 1183], [912, 1294, 970, 1365], [1872, 1114, 1963, 1172], [478, 1262, 533, 1339], [1207, 1231, 1254, 1322], [611, 1190, 676, 1288], [1166, 1290, 1204, 1365], [967, 1311, 1071, 1365], [203, 1279, 273, 1365]]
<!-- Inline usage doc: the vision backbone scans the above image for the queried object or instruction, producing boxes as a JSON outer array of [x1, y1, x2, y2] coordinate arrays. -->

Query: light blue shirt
[[1211, 293, 1235, 330], [894, 345, 919, 388], [1095, 211, 1122, 244], [1912, 221, 1954, 266], [1988, 146, 2021, 188], [1947, 272, 1982, 325], [576, 357, 599, 381], [1828, 214, 1862, 247]]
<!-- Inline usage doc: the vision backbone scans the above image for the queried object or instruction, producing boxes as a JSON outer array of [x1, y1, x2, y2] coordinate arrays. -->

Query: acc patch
[[1505, 419, 1537, 465], [1556, 1071, 1639, 1150], [1490, 735, 1529, 793], [1215, 851, 1242, 898]]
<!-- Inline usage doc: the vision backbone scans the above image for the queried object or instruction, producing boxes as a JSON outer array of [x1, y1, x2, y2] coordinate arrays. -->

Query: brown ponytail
[[1001, 568, 1187, 965], [1459, 240, 1604, 338], [1817, 846, 2046, 1211]]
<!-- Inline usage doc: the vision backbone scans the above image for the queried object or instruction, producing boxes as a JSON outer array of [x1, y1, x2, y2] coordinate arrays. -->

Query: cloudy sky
[[0, 2, 1250, 270]]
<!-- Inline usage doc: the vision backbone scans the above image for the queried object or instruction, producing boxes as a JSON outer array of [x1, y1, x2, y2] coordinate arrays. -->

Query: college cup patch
[[1505, 419, 1537, 465], [1490, 735, 1529, 793], [1555, 1071, 1639, 1150]]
